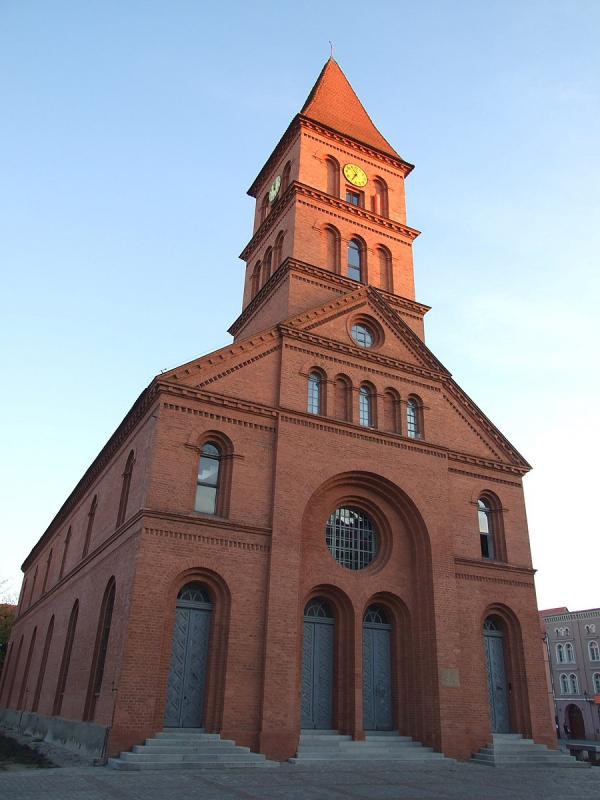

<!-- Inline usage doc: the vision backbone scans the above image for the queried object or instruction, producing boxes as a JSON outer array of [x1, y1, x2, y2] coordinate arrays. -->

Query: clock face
[[343, 163, 368, 187], [269, 175, 281, 202]]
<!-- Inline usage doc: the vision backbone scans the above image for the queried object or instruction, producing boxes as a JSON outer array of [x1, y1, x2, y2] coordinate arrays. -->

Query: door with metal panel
[[484, 618, 510, 733], [164, 584, 212, 728], [301, 599, 334, 729], [363, 605, 393, 730]]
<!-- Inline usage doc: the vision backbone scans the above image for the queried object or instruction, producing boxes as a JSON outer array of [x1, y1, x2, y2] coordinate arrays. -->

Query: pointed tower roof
[[300, 58, 400, 159]]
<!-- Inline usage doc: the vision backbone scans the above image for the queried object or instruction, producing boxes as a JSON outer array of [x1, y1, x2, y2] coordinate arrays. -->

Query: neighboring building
[[0, 604, 17, 676], [0, 59, 555, 762], [541, 607, 600, 741]]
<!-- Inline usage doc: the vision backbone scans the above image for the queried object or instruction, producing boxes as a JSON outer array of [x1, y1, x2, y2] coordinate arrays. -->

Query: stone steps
[[290, 731, 449, 764], [471, 733, 588, 768], [108, 728, 278, 771]]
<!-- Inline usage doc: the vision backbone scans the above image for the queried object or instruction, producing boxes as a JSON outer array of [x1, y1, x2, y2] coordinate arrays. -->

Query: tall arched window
[[556, 643, 565, 663], [53, 600, 79, 716], [59, 526, 71, 580], [116, 450, 134, 529], [589, 641, 600, 662], [82, 495, 97, 558], [347, 238, 363, 282], [565, 642, 575, 663], [307, 371, 324, 415], [260, 193, 269, 223], [325, 225, 341, 273], [372, 178, 389, 217], [569, 673, 579, 694], [84, 578, 116, 721], [273, 231, 285, 270], [6, 634, 24, 706], [29, 565, 38, 608], [41, 548, 53, 595], [560, 673, 569, 694], [377, 246, 392, 292], [325, 156, 340, 197], [251, 261, 261, 298], [195, 443, 222, 515], [17, 626, 37, 709], [32, 615, 54, 712], [593, 672, 600, 693], [262, 247, 273, 286], [406, 396, 423, 439], [478, 498, 495, 560], [359, 384, 375, 427], [281, 161, 291, 192], [383, 389, 400, 433], [334, 375, 352, 422]]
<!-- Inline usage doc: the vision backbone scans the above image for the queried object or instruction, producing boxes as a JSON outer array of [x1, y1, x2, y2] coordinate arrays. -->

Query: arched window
[[569, 673, 579, 694], [364, 605, 389, 624], [359, 383, 375, 428], [281, 161, 291, 192], [478, 498, 495, 560], [53, 600, 79, 716], [17, 626, 37, 709], [262, 247, 273, 286], [32, 616, 54, 712], [307, 371, 324, 415], [41, 548, 53, 595], [325, 156, 340, 197], [273, 231, 285, 270], [334, 374, 352, 422], [347, 238, 364, 282], [556, 643, 565, 663], [565, 627, 570, 636], [565, 642, 575, 663], [593, 672, 600, 693], [84, 578, 116, 721], [377, 246, 393, 292], [82, 495, 97, 558], [383, 389, 400, 433], [326, 507, 378, 570], [560, 673, 569, 694], [406, 396, 423, 439], [116, 450, 134, 529], [585, 624, 596, 634], [29, 565, 38, 608], [260, 193, 269, 223], [6, 635, 24, 706], [372, 178, 389, 217], [251, 261, 261, 298], [59, 526, 71, 580], [325, 225, 341, 273], [195, 443, 222, 515], [589, 641, 600, 662], [0, 641, 14, 704]]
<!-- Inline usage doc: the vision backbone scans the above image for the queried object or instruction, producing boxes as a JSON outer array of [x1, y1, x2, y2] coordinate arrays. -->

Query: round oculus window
[[325, 506, 378, 570], [351, 323, 374, 348]]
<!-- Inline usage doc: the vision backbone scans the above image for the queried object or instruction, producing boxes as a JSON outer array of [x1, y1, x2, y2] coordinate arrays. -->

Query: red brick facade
[[0, 59, 555, 761]]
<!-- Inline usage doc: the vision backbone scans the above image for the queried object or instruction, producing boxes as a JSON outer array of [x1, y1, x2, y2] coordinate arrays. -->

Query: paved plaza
[[0, 761, 598, 800]]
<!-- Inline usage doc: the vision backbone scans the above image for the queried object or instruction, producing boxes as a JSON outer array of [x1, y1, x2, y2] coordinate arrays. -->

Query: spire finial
[[329, 40, 334, 59]]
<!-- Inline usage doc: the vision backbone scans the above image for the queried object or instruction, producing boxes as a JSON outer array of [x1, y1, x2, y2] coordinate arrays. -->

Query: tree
[[0, 578, 18, 676]]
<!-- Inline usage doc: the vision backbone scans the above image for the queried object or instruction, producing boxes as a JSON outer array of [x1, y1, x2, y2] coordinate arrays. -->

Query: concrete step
[[471, 734, 586, 768], [154, 731, 221, 740], [292, 731, 448, 764], [132, 744, 250, 755], [109, 759, 278, 771], [119, 751, 264, 764], [143, 738, 237, 748]]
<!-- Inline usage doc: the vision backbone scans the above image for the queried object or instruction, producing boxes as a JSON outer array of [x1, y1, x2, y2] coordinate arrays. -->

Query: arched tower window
[[347, 238, 364, 282], [307, 370, 324, 415], [359, 383, 375, 428], [273, 231, 285, 270], [82, 495, 97, 558], [377, 246, 393, 292], [251, 261, 261, 298], [325, 156, 340, 197], [260, 193, 269, 223], [478, 498, 495, 560], [84, 578, 116, 721], [383, 388, 400, 433], [31, 615, 54, 712], [262, 247, 273, 286], [59, 526, 71, 580], [195, 443, 222, 515], [325, 225, 341, 273], [116, 450, 134, 529], [589, 641, 600, 661], [372, 178, 389, 217], [406, 395, 423, 439], [282, 161, 291, 192], [334, 374, 352, 422], [53, 599, 79, 716]]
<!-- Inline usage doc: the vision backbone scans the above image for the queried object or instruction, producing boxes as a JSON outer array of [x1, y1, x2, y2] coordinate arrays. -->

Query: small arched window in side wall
[[325, 156, 340, 197], [383, 389, 401, 433], [59, 526, 71, 579], [84, 578, 116, 721], [251, 261, 261, 298], [372, 178, 389, 217], [359, 383, 375, 428], [325, 225, 341, 273], [262, 248, 273, 286], [282, 161, 291, 192], [334, 374, 352, 422], [195, 443, 222, 515], [347, 238, 364, 282], [406, 396, 423, 439], [377, 246, 393, 292], [478, 498, 495, 560], [116, 450, 135, 529], [273, 231, 285, 270], [82, 495, 98, 558], [260, 193, 269, 223], [307, 371, 324, 415]]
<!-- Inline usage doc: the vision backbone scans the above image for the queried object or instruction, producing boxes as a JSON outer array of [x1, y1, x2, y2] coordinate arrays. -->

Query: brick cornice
[[454, 556, 535, 577], [142, 509, 272, 540]]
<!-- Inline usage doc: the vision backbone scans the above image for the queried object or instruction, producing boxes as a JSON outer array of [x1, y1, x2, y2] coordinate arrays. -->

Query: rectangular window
[[346, 189, 362, 207]]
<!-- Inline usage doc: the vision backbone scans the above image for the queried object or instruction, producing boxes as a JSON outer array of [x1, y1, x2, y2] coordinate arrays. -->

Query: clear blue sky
[[1, 1, 599, 610]]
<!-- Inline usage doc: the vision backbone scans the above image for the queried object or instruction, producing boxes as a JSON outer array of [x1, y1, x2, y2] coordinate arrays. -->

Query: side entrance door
[[484, 618, 510, 733], [363, 605, 393, 730], [164, 584, 212, 728], [301, 599, 334, 729]]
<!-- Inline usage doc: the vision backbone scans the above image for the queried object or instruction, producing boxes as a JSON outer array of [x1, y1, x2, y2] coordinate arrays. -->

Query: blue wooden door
[[363, 617, 393, 730], [484, 623, 510, 733], [165, 590, 212, 727], [301, 600, 334, 729]]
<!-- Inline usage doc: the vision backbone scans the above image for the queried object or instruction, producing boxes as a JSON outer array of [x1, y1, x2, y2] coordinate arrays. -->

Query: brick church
[[1, 59, 555, 762]]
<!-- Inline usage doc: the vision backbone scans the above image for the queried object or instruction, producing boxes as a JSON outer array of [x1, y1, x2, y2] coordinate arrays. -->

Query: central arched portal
[[484, 617, 510, 733], [363, 605, 393, 730], [164, 583, 212, 728], [301, 599, 334, 729]]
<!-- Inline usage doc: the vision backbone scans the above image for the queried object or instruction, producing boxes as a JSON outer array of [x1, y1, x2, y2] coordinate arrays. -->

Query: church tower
[[2, 60, 556, 766]]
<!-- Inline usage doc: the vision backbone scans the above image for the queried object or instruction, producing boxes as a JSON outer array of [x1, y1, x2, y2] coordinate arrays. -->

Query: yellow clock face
[[343, 163, 368, 187]]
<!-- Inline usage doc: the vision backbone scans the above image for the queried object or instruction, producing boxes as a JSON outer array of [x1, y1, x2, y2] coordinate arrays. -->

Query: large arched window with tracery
[[326, 507, 378, 570]]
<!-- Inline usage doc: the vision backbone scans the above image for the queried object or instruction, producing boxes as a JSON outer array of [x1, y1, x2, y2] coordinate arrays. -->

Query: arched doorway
[[301, 599, 334, 729], [566, 704, 586, 739], [483, 617, 510, 733], [164, 583, 212, 727], [363, 604, 393, 731]]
